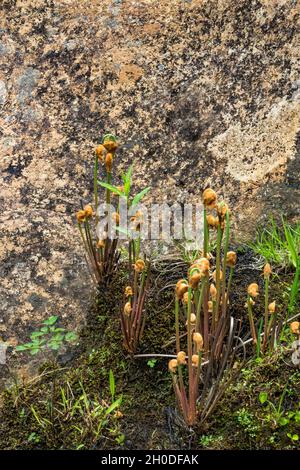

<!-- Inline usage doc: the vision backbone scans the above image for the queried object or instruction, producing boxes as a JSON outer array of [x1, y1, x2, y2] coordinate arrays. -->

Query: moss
[[198, 352, 300, 450]]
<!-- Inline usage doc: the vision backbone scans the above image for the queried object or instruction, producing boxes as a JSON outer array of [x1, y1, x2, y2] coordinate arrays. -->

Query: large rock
[[0, 0, 299, 377]]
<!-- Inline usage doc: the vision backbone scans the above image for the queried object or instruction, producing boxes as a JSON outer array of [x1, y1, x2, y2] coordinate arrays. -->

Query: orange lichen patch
[[110, 47, 134, 65], [142, 23, 160, 36], [7, 336, 18, 347], [119, 64, 143, 84]]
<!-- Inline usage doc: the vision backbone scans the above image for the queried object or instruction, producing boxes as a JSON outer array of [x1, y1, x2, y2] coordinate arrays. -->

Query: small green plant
[[76, 134, 120, 286], [121, 255, 151, 354], [147, 359, 157, 368], [283, 221, 300, 315], [27, 432, 40, 444], [235, 408, 259, 438], [77, 135, 151, 288], [77, 136, 151, 353], [259, 389, 300, 424], [102, 165, 151, 354], [199, 434, 215, 447], [259, 390, 300, 444], [249, 218, 300, 269], [28, 372, 123, 449], [249, 218, 300, 316], [287, 432, 299, 442], [115, 433, 125, 445], [15, 316, 78, 355], [258, 389, 287, 427]]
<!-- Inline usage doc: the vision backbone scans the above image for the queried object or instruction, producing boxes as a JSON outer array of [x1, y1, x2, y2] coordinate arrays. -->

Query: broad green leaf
[[30, 348, 40, 355], [42, 316, 58, 326], [65, 332, 78, 343], [131, 187, 150, 207], [15, 345, 30, 351], [49, 342, 61, 350], [53, 332, 64, 340], [259, 392, 268, 404], [287, 433, 299, 441], [278, 417, 289, 426], [30, 331, 45, 339], [294, 411, 300, 423], [98, 181, 124, 197]]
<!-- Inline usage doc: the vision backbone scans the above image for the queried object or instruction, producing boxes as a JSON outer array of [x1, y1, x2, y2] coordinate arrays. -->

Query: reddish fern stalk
[[121, 251, 151, 354], [169, 189, 241, 427]]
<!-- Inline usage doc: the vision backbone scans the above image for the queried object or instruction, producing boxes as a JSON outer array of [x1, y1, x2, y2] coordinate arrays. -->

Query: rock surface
[[0, 0, 299, 380]]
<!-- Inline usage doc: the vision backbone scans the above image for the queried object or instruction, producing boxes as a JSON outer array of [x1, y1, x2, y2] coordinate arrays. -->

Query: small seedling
[[27, 432, 40, 444], [147, 359, 157, 368], [15, 316, 78, 355]]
